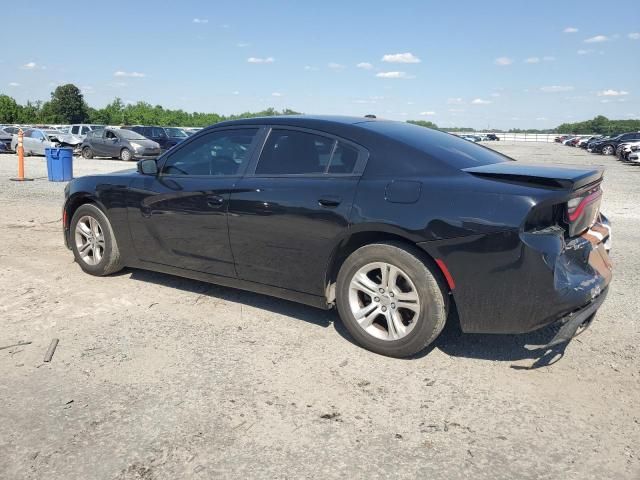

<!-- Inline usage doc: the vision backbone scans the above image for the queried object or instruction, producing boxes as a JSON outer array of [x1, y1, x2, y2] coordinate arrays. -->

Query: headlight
[[130, 142, 144, 151]]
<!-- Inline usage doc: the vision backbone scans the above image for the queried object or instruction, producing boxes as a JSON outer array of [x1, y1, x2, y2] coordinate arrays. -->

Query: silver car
[[10, 128, 64, 155], [81, 127, 161, 161]]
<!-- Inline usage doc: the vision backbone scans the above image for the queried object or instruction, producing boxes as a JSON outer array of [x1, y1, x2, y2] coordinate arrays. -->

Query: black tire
[[69, 204, 124, 276], [336, 242, 448, 358], [120, 148, 132, 161], [82, 147, 93, 159]]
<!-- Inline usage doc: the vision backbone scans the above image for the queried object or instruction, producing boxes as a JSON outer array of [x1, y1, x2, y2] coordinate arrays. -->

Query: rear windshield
[[361, 121, 511, 169]]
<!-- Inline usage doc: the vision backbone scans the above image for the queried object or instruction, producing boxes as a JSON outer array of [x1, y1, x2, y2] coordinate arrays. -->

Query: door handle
[[206, 195, 225, 208], [318, 196, 342, 208]]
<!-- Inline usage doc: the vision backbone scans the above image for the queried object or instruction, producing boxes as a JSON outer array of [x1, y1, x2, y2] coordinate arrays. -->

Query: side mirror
[[137, 159, 158, 175]]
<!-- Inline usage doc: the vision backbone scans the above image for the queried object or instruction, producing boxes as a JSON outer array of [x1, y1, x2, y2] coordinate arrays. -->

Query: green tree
[[0, 94, 21, 123], [46, 84, 89, 123], [407, 120, 439, 129]]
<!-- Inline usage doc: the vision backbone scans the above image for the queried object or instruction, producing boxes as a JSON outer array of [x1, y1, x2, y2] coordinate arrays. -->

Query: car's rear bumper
[[418, 219, 613, 335]]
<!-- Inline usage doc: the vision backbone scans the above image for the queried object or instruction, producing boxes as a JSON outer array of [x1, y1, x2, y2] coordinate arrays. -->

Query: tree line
[[1, 84, 638, 134], [0, 84, 299, 127]]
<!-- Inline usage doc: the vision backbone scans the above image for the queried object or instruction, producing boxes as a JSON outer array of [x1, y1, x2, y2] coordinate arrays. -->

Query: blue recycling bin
[[45, 147, 73, 182]]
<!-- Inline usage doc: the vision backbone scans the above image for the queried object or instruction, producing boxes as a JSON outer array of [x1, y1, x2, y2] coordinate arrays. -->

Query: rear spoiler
[[463, 163, 604, 191]]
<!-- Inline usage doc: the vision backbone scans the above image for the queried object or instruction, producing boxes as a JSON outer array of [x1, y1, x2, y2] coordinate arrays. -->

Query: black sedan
[[588, 131, 640, 155], [62, 116, 613, 357]]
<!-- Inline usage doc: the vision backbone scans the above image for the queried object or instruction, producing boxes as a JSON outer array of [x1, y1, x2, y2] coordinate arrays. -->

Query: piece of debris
[[0, 341, 32, 351], [320, 412, 342, 421], [395, 433, 403, 439], [339, 359, 348, 367], [43, 339, 59, 362]]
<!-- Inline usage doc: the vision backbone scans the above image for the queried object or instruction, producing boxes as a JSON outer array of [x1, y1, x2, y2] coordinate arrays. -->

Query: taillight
[[566, 186, 602, 236]]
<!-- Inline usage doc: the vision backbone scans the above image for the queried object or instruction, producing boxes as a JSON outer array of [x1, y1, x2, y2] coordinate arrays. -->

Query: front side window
[[105, 130, 118, 139], [161, 129, 258, 176], [81, 126, 91, 134], [152, 127, 167, 138], [255, 129, 359, 175], [31, 130, 44, 140]]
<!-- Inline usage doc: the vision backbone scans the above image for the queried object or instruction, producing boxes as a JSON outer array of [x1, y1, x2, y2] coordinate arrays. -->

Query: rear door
[[127, 127, 262, 277], [228, 127, 367, 296]]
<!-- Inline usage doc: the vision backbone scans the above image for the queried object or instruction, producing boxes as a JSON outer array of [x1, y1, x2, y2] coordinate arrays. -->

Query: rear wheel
[[82, 147, 93, 159], [70, 204, 124, 276], [336, 242, 448, 358], [120, 148, 132, 161]]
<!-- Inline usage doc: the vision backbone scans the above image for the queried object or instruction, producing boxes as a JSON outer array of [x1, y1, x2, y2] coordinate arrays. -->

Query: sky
[[1, 0, 639, 129]]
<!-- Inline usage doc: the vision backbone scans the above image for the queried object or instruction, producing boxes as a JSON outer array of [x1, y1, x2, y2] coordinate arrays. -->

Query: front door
[[228, 127, 366, 296], [127, 127, 262, 277]]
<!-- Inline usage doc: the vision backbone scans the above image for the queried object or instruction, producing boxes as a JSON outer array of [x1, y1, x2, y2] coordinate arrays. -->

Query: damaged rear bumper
[[418, 218, 613, 335]]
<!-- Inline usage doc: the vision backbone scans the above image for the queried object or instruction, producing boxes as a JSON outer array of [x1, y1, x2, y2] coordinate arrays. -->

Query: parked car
[[0, 126, 21, 149], [484, 133, 500, 141], [577, 136, 599, 148], [617, 141, 640, 161], [588, 132, 640, 154], [80, 127, 161, 161], [123, 125, 185, 151], [9, 128, 71, 155], [64, 124, 104, 140], [62, 116, 613, 358]]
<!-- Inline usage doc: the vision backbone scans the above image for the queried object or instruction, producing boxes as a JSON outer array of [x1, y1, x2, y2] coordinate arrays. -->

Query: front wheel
[[70, 204, 124, 276], [601, 145, 614, 155], [336, 242, 448, 358], [82, 147, 93, 159], [120, 148, 133, 161]]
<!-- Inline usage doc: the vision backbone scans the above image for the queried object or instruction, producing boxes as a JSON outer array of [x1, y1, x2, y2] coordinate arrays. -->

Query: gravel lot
[[0, 144, 638, 480]]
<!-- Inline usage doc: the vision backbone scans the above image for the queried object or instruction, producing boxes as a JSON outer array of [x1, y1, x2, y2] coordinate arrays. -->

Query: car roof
[[210, 115, 378, 129]]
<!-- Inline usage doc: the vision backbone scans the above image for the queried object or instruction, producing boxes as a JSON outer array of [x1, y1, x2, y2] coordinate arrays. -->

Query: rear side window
[[255, 129, 359, 175], [361, 121, 510, 170], [71, 126, 79, 134], [81, 126, 91, 134]]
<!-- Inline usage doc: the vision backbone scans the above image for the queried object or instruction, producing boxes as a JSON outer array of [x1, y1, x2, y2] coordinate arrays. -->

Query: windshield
[[165, 127, 188, 138], [118, 129, 147, 140]]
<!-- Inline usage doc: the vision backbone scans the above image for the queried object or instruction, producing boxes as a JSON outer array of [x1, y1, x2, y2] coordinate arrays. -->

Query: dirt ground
[[0, 143, 638, 479]]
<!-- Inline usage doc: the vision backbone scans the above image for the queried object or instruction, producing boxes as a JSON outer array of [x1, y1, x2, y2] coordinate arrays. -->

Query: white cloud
[[381, 52, 421, 63], [192, 18, 208, 23], [543, 56, 556, 61], [563, 27, 578, 33], [247, 57, 274, 64], [8, 82, 20, 87], [577, 49, 592, 55], [232, 91, 240, 95], [356, 62, 373, 69], [375, 71, 414, 79], [81, 85, 94, 94], [21, 61, 45, 70], [420, 111, 436, 116], [114, 71, 145, 78], [494, 57, 513, 66], [584, 35, 608, 43], [236, 42, 250, 47], [628, 32, 640, 40], [448, 108, 464, 113], [597, 89, 629, 97], [447, 97, 464, 105], [328, 62, 345, 70], [490, 92, 501, 97], [540, 85, 574, 93], [535, 117, 547, 121], [303, 65, 318, 71], [471, 98, 492, 105], [271, 92, 283, 97], [525, 57, 540, 64]]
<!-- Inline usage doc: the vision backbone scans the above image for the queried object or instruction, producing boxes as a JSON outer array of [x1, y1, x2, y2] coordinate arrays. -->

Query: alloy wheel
[[74, 215, 105, 266], [348, 262, 421, 341]]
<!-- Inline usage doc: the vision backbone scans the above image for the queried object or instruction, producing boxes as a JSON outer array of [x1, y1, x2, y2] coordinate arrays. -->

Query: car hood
[[128, 138, 160, 148]]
